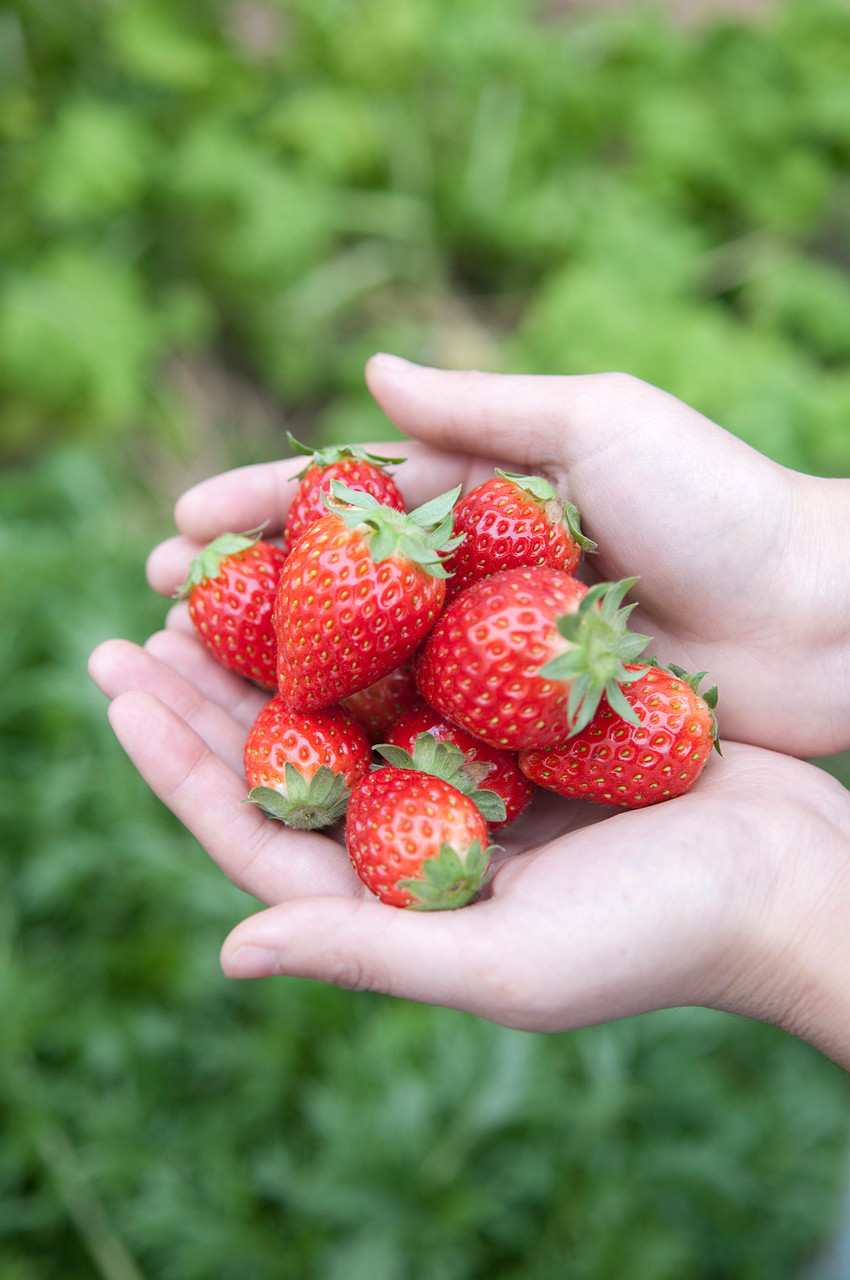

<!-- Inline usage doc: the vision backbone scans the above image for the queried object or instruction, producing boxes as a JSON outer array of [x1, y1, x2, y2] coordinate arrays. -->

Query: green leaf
[[541, 577, 652, 737], [374, 734, 507, 824], [400, 839, 497, 911], [408, 485, 462, 529], [245, 765, 351, 829], [174, 527, 266, 598]]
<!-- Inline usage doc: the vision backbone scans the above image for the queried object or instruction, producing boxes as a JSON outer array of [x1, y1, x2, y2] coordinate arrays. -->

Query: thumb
[[364, 355, 759, 494], [366, 354, 611, 474], [219, 893, 528, 1025]]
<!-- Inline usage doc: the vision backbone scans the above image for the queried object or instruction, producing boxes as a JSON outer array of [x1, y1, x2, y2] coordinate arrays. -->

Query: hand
[[90, 356, 850, 1071], [145, 358, 850, 758], [87, 633, 850, 1070], [354, 358, 850, 759]]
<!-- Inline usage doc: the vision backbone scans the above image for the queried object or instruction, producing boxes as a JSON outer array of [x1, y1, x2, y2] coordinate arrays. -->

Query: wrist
[[718, 767, 850, 1070], [790, 473, 850, 756]]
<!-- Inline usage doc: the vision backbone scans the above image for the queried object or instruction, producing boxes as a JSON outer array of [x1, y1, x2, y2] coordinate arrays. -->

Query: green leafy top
[[323, 480, 465, 579], [174, 525, 267, 598], [374, 732, 507, 825], [666, 662, 722, 756], [245, 764, 353, 830], [399, 838, 495, 911], [287, 432, 405, 481], [540, 576, 652, 736], [496, 469, 597, 553]]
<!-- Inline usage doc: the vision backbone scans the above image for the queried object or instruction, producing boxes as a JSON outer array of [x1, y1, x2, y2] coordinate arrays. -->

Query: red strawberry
[[443, 470, 595, 601], [383, 697, 535, 828], [341, 663, 419, 745], [274, 481, 463, 711], [346, 764, 496, 909], [176, 529, 287, 689], [519, 663, 720, 808], [416, 568, 650, 751], [244, 694, 371, 828], [283, 435, 406, 553]]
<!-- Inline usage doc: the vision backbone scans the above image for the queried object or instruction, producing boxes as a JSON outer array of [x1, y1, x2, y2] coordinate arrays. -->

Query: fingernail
[[369, 352, 420, 371], [223, 946, 280, 979]]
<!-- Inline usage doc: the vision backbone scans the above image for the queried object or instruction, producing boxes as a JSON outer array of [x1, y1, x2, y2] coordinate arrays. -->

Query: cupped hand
[[147, 358, 850, 757], [87, 630, 850, 1071]]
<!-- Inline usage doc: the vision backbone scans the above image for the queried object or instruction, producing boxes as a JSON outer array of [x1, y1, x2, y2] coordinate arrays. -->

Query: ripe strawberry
[[383, 697, 535, 828], [346, 760, 497, 909], [443, 470, 596, 601], [416, 568, 650, 751], [274, 481, 464, 711], [283, 435, 406, 553], [176, 529, 287, 689], [341, 663, 419, 744], [244, 694, 371, 828], [519, 663, 720, 808]]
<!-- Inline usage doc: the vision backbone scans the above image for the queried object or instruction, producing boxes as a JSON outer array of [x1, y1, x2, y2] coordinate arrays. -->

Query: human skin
[[88, 360, 850, 1070]]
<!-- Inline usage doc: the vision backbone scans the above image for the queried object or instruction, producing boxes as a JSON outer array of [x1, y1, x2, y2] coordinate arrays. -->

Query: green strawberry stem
[[495, 469, 597, 553], [400, 838, 497, 911], [374, 733, 507, 825], [667, 662, 723, 755], [324, 480, 465, 579], [245, 764, 351, 829], [286, 432, 405, 479], [540, 576, 652, 736], [174, 526, 268, 599]]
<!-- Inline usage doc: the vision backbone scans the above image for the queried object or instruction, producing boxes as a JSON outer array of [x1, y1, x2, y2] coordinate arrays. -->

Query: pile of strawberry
[[177, 438, 719, 910]]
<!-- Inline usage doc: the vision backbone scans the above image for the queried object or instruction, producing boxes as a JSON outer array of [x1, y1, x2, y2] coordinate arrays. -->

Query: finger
[[146, 535, 205, 596], [365, 356, 724, 473], [143, 629, 269, 729], [105, 690, 362, 903], [173, 457, 306, 543], [89, 639, 250, 773], [220, 893, 517, 1020], [163, 600, 195, 636], [170, 442, 499, 545]]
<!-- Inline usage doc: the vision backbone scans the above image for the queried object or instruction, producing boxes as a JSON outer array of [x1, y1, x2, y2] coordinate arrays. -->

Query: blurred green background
[[2, 0, 850, 1275]]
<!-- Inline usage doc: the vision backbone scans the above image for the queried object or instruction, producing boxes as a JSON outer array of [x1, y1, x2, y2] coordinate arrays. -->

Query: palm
[[90, 628, 844, 1035]]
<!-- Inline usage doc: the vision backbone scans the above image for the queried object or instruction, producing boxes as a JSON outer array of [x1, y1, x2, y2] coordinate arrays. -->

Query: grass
[[3, 0, 850, 1271]]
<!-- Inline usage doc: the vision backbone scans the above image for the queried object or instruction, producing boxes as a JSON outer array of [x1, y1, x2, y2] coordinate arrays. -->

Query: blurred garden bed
[[2, 1, 849, 1275]]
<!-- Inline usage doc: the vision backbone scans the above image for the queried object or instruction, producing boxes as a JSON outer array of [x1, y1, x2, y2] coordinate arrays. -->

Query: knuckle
[[594, 369, 643, 396], [324, 950, 383, 994]]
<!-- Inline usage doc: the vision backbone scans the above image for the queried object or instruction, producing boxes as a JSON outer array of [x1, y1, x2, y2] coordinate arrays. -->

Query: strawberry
[[274, 481, 464, 711], [519, 663, 720, 808], [176, 528, 287, 689], [345, 740, 499, 908], [443, 470, 596, 601], [340, 663, 419, 744], [383, 697, 535, 828], [415, 568, 651, 751], [283, 435, 406, 553], [244, 694, 371, 828]]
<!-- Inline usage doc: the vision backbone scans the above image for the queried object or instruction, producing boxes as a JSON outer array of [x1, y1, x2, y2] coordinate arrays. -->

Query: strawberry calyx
[[495, 470, 597, 553], [174, 526, 268, 599], [399, 837, 496, 911], [540, 576, 652, 736], [324, 480, 465, 579], [640, 655, 722, 755], [245, 763, 351, 829], [286, 432, 405, 480], [374, 733, 508, 825], [667, 662, 722, 756]]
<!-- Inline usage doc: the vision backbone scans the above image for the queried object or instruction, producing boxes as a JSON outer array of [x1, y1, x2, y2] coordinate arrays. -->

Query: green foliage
[[3, 0, 850, 472], [3, 3, 850, 1275]]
